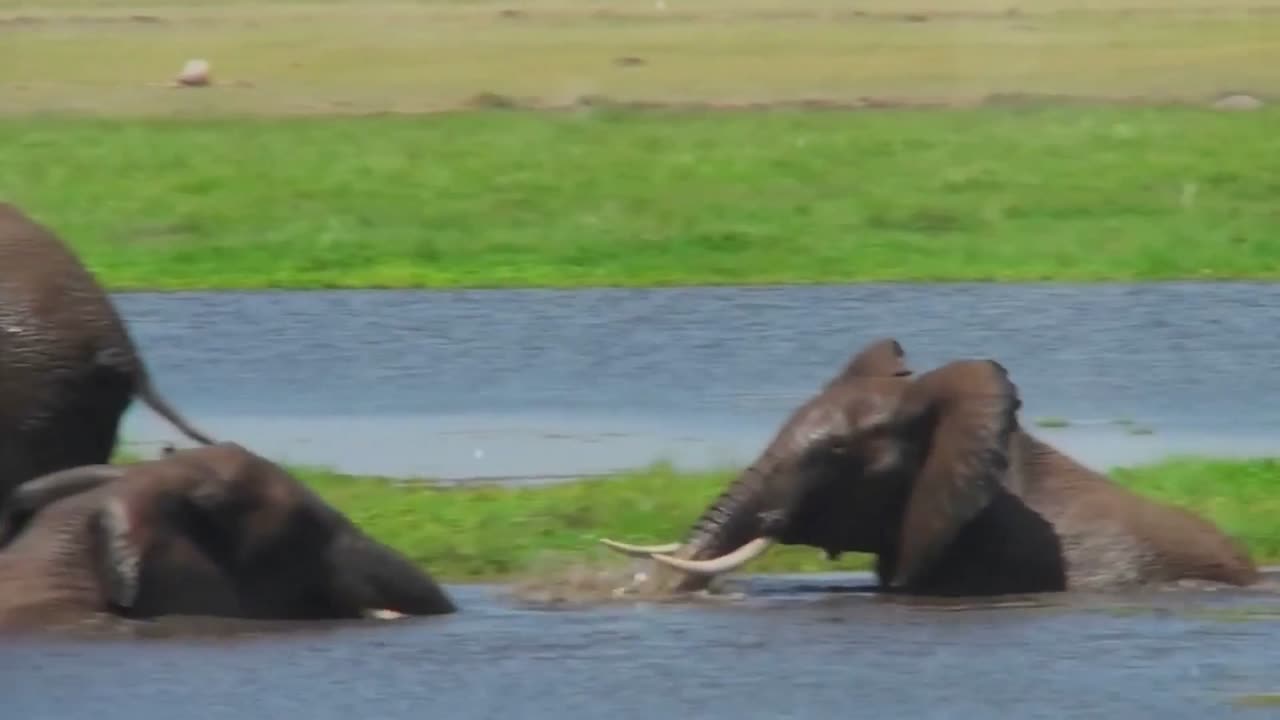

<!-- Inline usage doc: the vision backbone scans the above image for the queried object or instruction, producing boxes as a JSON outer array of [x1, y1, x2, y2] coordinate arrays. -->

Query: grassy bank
[[284, 456, 1280, 583], [4, 106, 1280, 289]]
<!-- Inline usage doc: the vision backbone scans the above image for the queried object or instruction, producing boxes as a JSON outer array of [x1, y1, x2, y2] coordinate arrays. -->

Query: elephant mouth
[[598, 460, 864, 586], [599, 494, 790, 588], [327, 531, 457, 617]]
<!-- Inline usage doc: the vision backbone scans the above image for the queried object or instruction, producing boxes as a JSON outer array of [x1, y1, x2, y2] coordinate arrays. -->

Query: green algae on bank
[[4, 106, 1280, 291], [1233, 693, 1280, 708]]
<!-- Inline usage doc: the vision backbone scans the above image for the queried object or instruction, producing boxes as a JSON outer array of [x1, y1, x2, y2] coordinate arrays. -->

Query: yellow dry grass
[[2, 0, 1276, 117]]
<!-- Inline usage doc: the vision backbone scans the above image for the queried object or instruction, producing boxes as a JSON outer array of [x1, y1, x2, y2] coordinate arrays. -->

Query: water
[[115, 283, 1280, 480], [6, 572, 1280, 718], [8, 283, 1280, 717]]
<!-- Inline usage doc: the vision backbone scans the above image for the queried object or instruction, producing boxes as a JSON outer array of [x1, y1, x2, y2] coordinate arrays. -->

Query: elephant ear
[[888, 359, 1021, 589], [87, 494, 153, 611], [832, 338, 912, 383]]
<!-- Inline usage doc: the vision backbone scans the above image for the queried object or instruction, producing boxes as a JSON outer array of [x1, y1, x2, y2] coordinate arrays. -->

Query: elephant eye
[[806, 435, 854, 461], [176, 495, 238, 562]]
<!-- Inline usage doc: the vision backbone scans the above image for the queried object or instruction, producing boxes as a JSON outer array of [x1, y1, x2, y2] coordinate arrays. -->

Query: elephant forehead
[[846, 389, 899, 429], [123, 462, 201, 492], [783, 383, 900, 444], [821, 377, 901, 423], [787, 402, 860, 444]]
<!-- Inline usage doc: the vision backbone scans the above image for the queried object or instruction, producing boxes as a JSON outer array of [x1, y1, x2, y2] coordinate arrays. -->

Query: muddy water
[[6, 572, 1280, 718], [114, 283, 1280, 480]]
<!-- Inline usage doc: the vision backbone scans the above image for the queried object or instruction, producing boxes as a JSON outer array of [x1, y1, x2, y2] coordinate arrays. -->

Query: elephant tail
[[134, 374, 218, 447]]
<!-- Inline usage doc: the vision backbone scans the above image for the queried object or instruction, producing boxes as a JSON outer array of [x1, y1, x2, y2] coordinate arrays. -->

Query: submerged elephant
[[0, 442, 457, 630], [600, 339, 1259, 596], [0, 202, 215, 510]]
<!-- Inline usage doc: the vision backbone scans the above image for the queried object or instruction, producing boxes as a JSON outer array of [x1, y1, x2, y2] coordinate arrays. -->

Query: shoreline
[[245, 455, 1280, 583], [97, 277, 1280, 293]]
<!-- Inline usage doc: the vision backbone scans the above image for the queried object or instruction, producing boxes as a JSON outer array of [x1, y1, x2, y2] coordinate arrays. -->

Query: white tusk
[[363, 608, 407, 620], [599, 538, 682, 557], [650, 537, 776, 576]]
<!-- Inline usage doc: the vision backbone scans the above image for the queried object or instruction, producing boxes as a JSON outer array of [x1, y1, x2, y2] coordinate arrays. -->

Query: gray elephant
[[0, 202, 215, 510], [600, 339, 1259, 596], [0, 442, 456, 630]]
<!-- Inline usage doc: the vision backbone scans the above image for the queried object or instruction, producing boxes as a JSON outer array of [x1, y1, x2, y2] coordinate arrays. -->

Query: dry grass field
[[2, 0, 1277, 117]]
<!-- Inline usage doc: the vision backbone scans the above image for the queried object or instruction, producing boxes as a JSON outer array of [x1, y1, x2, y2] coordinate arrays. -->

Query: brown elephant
[[0, 442, 457, 630], [600, 339, 1259, 596], [0, 202, 215, 510]]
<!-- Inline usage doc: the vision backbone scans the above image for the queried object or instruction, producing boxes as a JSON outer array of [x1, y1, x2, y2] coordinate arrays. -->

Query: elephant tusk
[[363, 608, 407, 620], [650, 536, 776, 576], [599, 538, 683, 557]]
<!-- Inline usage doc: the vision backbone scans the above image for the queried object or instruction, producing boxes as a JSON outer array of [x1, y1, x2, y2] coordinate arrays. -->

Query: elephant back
[[0, 203, 143, 429]]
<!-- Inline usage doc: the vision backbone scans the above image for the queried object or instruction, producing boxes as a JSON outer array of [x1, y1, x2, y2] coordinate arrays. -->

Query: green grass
[[4, 106, 1280, 289], [4, 0, 1279, 288], [263, 455, 1280, 583]]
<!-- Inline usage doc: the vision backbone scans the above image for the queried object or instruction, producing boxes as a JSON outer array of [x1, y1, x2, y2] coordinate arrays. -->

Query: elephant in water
[[600, 339, 1259, 596], [0, 442, 456, 631], [0, 202, 216, 511]]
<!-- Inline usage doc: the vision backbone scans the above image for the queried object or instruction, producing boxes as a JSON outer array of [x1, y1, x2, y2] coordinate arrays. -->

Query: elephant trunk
[[329, 532, 457, 617], [648, 457, 783, 593], [601, 412, 841, 593]]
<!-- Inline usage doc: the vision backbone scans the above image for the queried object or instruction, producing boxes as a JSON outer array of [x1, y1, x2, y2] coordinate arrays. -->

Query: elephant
[[0, 442, 457, 630], [599, 338, 1260, 597], [0, 201, 216, 511]]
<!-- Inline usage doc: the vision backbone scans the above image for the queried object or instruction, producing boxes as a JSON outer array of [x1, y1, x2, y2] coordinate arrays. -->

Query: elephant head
[[0, 443, 457, 623], [599, 339, 1021, 594]]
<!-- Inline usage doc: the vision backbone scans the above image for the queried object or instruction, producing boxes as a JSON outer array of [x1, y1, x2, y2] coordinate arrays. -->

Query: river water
[[6, 572, 1280, 718], [115, 283, 1279, 480], [6, 284, 1280, 717]]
